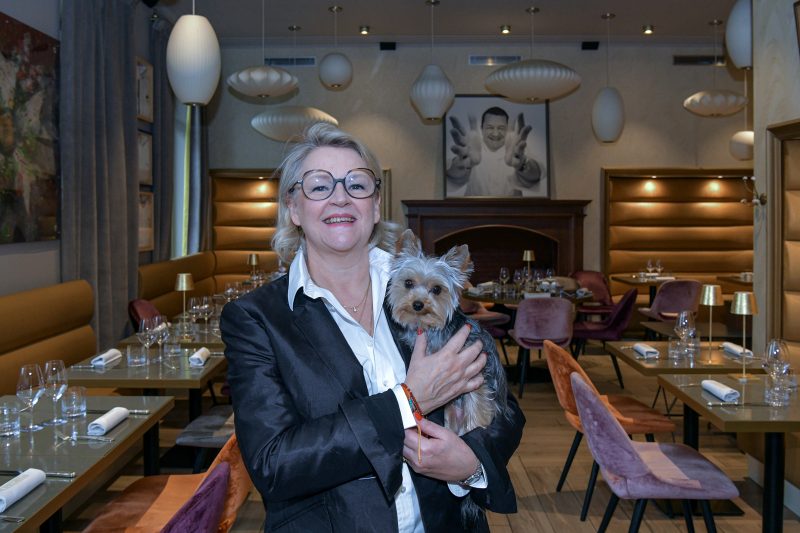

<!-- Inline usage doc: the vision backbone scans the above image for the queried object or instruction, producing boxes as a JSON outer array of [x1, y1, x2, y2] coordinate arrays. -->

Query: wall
[[208, 40, 751, 272]]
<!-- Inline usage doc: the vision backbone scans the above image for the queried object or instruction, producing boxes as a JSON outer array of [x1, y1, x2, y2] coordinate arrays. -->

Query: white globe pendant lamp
[[729, 71, 753, 161], [319, 6, 353, 89], [166, 9, 221, 105], [251, 106, 338, 142], [410, 0, 454, 121], [591, 13, 624, 143], [725, 0, 752, 69], [226, 0, 297, 98], [485, 7, 580, 102]]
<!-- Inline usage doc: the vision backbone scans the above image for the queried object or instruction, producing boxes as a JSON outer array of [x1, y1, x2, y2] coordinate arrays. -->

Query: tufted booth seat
[[0, 280, 96, 395]]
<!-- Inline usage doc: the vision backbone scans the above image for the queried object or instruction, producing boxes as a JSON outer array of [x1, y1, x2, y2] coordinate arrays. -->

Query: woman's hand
[[404, 325, 486, 415], [403, 418, 479, 482]]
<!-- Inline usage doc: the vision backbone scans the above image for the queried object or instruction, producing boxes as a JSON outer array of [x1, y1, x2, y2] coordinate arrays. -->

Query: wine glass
[[137, 317, 157, 359], [513, 269, 524, 292], [223, 282, 238, 301], [655, 259, 664, 276], [646, 258, 655, 275], [763, 339, 791, 404], [152, 315, 170, 362], [545, 268, 554, 280], [16, 364, 44, 432], [187, 297, 202, 325], [199, 296, 213, 330], [674, 311, 695, 342], [499, 267, 510, 292], [42, 360, 67, 426]]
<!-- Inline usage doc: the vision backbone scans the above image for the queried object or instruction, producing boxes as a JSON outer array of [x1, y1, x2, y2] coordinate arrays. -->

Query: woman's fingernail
[[417, 327, 423, 335], [466, 324, 472, 331]]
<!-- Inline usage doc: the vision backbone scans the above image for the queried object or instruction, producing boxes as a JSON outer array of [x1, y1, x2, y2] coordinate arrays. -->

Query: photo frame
[[443, 94, 550, 198], [137, 131, 153, 185], [138, 191, 154, 252], [380, 168, 392, 220], [135, 57, 154, 123]]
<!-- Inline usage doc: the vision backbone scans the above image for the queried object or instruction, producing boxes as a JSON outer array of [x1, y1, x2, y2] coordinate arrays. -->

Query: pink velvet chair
[[571, 372, 738, 532], [571, 270, 614, 317], [638, 279, 701, 322], [460, 290, 512, 364], [128, 298, 160, 331]]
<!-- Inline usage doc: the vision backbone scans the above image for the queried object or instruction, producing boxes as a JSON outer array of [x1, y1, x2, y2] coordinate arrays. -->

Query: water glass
[[210, 317, 221, 337], [0, 400, 20, 438], [126, 345, 148, 367], [668, 339, 683, 360], [62, 386, 87, 418], [16, 364, 44, 432], [765, 374, 792, 407]]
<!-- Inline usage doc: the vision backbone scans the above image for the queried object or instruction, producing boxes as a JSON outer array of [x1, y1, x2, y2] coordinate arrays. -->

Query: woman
[[221, 123, 525, 532]]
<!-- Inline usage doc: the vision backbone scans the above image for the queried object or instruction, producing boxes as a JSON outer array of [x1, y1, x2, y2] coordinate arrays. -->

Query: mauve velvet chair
[[571, 270, 615, 317], [508, 297, 574, 397], [128, 298, 160, 331], [570, 372, 738, 533], [162, 461, 230, 533], [544, 340, 675, 522], [638, 279, 702, 322], [571, 288, 638, 388]]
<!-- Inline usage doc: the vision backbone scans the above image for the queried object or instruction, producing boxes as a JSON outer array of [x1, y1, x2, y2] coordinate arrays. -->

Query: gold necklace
[[346, 278, 372, 314]]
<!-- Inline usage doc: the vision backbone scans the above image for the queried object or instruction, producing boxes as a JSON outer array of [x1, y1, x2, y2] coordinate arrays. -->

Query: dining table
[[641, 321, 747, 342], [659, 374, 800, 533], [610, 274, 675, 305], [0, 395, 173, 532], [716, 274, 754, 288], [462, 288, 593, 307]]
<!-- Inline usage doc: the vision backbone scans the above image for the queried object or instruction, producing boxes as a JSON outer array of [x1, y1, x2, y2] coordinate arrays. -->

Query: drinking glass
[[16, 364, 44, 432], [513, 269, 523, 292], [152, 315, 170, 362], [187, 297, 202, 325], [655, 259, 664, 275], [223, 282, 238, 301], [545, 268, 554, 279], [646, 258, 655, 275], [62, 386, 87, 418], [674, 311, 695, 342], [42, 360, 67, 426], [137, 317, 157, 359], [763, 338, 791, 406], [199, 296, 213, 329], [499, 267, 510, 292], [523, 266, 532, 290], [0, 400, 20, 438]]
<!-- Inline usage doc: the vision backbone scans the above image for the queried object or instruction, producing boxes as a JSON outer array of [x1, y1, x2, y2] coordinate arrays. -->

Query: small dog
[[387, 229, 510, 438]]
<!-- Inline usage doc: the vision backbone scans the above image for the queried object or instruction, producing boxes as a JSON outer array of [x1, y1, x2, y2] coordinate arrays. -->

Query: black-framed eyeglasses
[[291, 168, 381, 201]]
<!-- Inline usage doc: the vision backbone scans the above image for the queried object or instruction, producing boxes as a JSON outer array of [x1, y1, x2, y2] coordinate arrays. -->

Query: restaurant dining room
[[0, 0, 799, 531]]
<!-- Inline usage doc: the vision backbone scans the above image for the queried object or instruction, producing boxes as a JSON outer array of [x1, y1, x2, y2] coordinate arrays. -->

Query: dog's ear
[[398, 229, 422, 257], [443, 244, 473, 276]]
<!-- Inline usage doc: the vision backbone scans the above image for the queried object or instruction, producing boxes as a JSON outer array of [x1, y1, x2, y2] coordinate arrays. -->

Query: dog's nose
[[412, 301, 424, 312]]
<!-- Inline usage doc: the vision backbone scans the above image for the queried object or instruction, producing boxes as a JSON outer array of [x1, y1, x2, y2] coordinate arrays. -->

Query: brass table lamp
[[700, 284, 723, 364], [175, 272, 195, 321], [731, 291, 757, 382], [522, 250, 535, 272], [247, 253, 259, 277]]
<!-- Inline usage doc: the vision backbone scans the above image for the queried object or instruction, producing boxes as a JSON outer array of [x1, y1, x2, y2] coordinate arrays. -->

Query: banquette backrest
[[0, 280, 96, 395], [138, 252, 216, 319]]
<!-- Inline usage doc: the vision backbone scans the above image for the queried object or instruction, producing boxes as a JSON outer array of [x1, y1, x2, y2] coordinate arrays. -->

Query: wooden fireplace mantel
[[403, 198, 590, 279]]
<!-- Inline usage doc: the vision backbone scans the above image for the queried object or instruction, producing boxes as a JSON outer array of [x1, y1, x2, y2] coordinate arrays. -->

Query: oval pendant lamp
[[730, 71, 753, 161], [726, 0, 752, 69], [591, 13, 624, 142], [166, 6, 221, 105], [410, 0, 454, 121], [251, 106, 338, 142], [319, 5, 353, 89]]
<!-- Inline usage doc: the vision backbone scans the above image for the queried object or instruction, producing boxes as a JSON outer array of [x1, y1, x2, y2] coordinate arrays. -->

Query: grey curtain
[[151, 17, 175, 262], [187, 105, 211, 254], [60, 0, 138, 349]]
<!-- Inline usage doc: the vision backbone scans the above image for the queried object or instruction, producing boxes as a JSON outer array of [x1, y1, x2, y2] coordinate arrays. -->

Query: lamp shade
[[522, 250, 536, 262], [700, 284, 723, 306], [485, 59, 581, 102], [175, 272, 195, 292], [683, 90, 746, 117], [227, 66, 298, 98], [591, 86, 625, 143], [251, 106, 338, 142], [247, 253, 260, 267], [731, 291, 757, 316], [319, 52, 353, 89], [725, 0, 752, 69], [166, 14, 221, 105], [410, 64, 455, 121], [730, 130, 754, 161]]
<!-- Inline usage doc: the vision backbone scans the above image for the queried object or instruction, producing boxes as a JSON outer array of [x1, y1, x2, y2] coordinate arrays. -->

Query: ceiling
[[155, 0, 740, 47]]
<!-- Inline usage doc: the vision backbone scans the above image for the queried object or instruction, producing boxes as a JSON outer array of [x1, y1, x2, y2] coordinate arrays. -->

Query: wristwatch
[[459, 461, 484, 486]]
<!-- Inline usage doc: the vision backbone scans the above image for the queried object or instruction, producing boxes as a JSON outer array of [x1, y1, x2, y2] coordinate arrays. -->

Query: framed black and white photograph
[[135, 57, 154, 123], [137, 131, 152, 185], [444, 94, 549, 198]]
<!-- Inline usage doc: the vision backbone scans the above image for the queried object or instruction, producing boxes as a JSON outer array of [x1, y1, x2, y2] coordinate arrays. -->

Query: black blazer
[[221, 275, 525, 532]]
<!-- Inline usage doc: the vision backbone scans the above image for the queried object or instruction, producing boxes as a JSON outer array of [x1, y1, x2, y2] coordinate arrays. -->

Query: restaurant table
[[0, 395, 173, 532], [462, 289, 592, 307], [716, 274, 754, 288], [642, 321, 746, 342], [67, 353, 226, 422], [118, 327, 225, 351], [610, 274, 675, 305], [659, 374, 800, 533]]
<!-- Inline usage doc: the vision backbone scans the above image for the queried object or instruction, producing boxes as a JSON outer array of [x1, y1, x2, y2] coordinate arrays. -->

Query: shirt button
[[400, 486, 407, 493], [383, 380, 389, 387]]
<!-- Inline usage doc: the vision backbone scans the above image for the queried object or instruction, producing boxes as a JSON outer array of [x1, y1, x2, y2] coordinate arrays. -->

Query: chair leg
[[651, 385, 662, 408], [681, 500, 696, 533], [598, 493, 619, 533], [580, 460, 599, 521], [208, 382, 219, 406], [629, 499, 648, 533], [517, 348, 529, 398], [571, 338, 586, 358], [609, 353, 625, 389], [699, 500, 717, 533], [645, 433, 655, 442], [192, 448, 210, 473], [499, 339, 510, 365], [557, 431, 583, 491]]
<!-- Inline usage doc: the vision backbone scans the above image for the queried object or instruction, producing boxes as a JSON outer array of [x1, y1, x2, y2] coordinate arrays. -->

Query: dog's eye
[[404, 279, 414, 289], [431, 285, 442, 295]]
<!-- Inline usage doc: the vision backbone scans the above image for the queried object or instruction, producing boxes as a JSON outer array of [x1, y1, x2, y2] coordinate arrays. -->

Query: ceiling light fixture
[[359, 25, 370, 35], [726, 0, 752, 69], [319, 5, 353, 90], [730, 70, 754, 160], [484, 7, 581, 102], [166, 0, 221, 105], [641, 24, 654, 35], [591, 13, 624, 143], [500, 25, 511, 35], [410, 0, 454, 122]]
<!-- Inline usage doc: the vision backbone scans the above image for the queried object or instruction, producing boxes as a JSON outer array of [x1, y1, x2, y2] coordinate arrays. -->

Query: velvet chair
[[460, 288, 512, 364], [570, 372, 738, 533], [571, 270, 615, 317], [638, 279, 702, 322], [128, 298, 160, 332], [544, 341, 675, 522], [571, 288, 638, 388], [162, 461, 230, 533], [508, 298, 574, 397]]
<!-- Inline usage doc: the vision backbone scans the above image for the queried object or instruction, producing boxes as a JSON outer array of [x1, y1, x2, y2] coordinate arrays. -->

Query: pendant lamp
[[226, 0, 297, 98], [485, 7, 580, 102], [319, 6, 353, 90], [251, 106, 338, 142], [730, 71, 754, 160], [725, 0, 752, 69], [591, 13, 624, 143], [166, 2, 221, 105], [410, 0, 454, 121]]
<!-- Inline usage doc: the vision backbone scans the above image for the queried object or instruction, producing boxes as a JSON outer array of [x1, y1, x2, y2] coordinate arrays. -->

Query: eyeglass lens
[[301, 169, 377, 200]]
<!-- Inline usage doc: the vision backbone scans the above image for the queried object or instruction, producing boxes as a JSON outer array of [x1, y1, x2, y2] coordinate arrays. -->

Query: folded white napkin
[[524, 292, 552, 299], [467, 287, 482, 295], [633, 343, 659, 359], [576, 288, 592, 297], [189, 347, 211, 367], [88, 407, 130, 436], [90, 349, 122, 368], [477, 281, 495, 289], [0, 468, 46, 512], [702, 379, 740, 402], [655, 276, 676, 281], [722, 342, 753, 358]]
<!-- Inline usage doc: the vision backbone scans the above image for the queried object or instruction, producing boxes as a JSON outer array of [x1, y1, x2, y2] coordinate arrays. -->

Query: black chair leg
[[610, 353, 624, 389], [580, 460, 599, 521], [499, 339, 510, 365], [208, 382, 219, 406], [699, 500, 717, 533], [681, 500, 696, 533], [598, 493, 619, 533], [629, 499, 648, 533], [192, 448, 210, 473], [517, 348, 529, 398], [571, 338, 586, 358], [557, 431, 583, 491], [645, 433, 655, 442]]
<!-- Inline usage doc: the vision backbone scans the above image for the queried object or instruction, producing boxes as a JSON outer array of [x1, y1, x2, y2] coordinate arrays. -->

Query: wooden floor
[[64, 341, 799, 532]]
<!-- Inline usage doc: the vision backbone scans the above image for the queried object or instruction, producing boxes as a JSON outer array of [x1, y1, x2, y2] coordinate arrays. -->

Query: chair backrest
[[570, 373, 651, 480], [552, 276, 580, 292], [162, 461, 230, 533], [602, 288, 638, 334], [544, 340, 602, 417], [513, 298, 574, 345], [205, 434, 253, 533], [650, 279, 702, 317], [128, 298, 161, 331], [571, 270, 613, 306]]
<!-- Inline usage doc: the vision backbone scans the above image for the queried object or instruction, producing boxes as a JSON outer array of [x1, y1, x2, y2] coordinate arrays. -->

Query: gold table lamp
[[175, 272, 195, 321], [522, 250, 535, 272], [247, 253, 259, 277], [700, 284, 723, 364], [731, 291, 757, 382]]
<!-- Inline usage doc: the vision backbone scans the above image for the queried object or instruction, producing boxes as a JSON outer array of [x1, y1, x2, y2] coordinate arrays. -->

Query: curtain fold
[[151, 17, 175, 262], [60, 0, 138, 349]]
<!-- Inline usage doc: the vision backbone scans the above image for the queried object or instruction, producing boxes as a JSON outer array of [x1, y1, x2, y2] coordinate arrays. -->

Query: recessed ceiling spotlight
[[642, 24, 654, 35], [359, 25, 370, 35], [500, 25, 511, 35]]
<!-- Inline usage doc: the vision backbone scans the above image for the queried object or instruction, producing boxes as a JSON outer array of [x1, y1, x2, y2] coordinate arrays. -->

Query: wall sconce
[[740, 176, 766, 205]]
